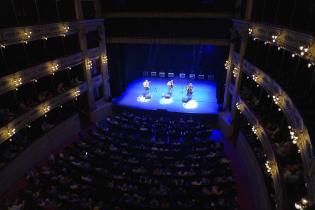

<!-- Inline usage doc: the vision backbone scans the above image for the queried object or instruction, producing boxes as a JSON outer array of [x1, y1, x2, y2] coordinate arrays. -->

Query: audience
[[2, 111, 239, 210]]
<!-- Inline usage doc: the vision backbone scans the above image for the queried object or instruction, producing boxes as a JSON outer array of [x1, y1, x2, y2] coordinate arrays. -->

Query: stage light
[[159, 97, 174, 105], [182, 100, 198, 109], [137, 95, 151, 103]]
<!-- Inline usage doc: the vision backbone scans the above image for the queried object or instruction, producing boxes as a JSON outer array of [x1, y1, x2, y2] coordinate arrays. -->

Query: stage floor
[[113, 78, 218, 114]]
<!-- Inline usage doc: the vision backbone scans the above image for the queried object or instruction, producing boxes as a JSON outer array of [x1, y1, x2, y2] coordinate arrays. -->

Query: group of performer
[[142, 79, 193, 99]]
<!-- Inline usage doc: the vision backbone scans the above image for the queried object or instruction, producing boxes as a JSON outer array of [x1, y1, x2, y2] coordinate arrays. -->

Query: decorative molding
[[232, 19, 315, 65], [0, 83, 87, 143], [0, 19, 104, 47], [0, 47, 100, 96], [237, 97, 284, 210]]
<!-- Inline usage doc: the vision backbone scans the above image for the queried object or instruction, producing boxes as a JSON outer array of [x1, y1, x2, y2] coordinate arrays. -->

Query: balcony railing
[[0, 19, 104, 47], [0, 82, 87, 143], [236, 97, 284, 210], [230, 51, 315, 201], [232, 19, 315, 66], [0, 47, 101, 96]]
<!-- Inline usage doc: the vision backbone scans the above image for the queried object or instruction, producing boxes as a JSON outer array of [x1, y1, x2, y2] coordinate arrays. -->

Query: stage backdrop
[[107, 43, 228, 106]]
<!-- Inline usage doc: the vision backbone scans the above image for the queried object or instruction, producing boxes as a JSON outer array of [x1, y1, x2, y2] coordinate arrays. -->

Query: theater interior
[[0, 0, 315, 210]]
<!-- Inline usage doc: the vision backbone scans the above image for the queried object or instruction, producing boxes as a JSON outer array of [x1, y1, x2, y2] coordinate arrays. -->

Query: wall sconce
[[42, 105, 50, 116], [251, 124, 262, 140], [224, 60, 231, 70], [7, 128, 16, 138], [252, 73, 262, 87], [271, 35, 278, 43], [72, 89, 80, 100], [307, 63, 314, 68], [236, 101, 244, 113], [232, 66, 239, 78], [22, 30, 32, 44], [288, 126, 299, 145], [295, 197, 309, 209], [50, 63, 59, 75], [272, 94, 284, 111], [86, 59, 93, 70], [12, 77, 22, 91], [265, 160, 272, 174], [0, 44, 6, 49], [101, 55, 108, 64], [42, 36, 48, 41], [59, 24, 70, 37], [265, 160, 277, 176], [248, 28, 253, 35], [299, 46, 309, 57]]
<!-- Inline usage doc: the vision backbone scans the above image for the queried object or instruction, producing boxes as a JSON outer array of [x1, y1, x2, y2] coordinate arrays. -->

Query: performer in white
[[167, 80, 174, 94], [186, 82, 193, 96], [143, 80, 150, 91]]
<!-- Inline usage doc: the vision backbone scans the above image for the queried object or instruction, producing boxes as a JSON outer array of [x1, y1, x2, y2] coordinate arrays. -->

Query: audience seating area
[[237, 115, 276, 209], [239, 78, 306, 207], [0, 102, 77, 172], [2, 111, 239, 210]]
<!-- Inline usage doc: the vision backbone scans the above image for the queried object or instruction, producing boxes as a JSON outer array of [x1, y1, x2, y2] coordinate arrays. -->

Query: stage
[[112, 78, 218, 114]]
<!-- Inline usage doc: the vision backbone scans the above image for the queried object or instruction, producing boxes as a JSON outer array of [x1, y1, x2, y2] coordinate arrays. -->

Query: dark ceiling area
[[100, 0, 236, 13]]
